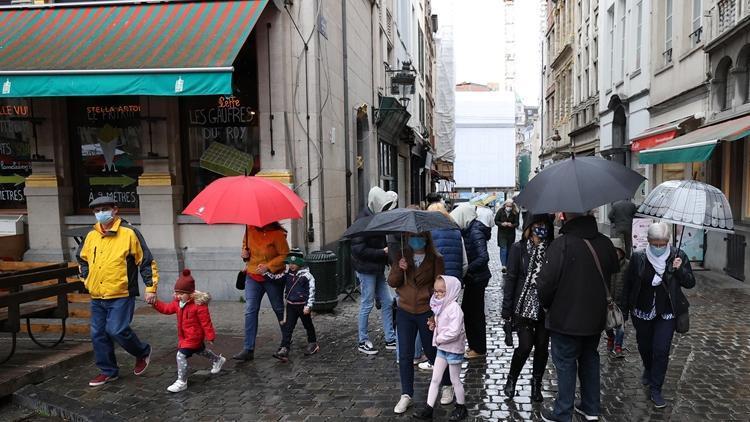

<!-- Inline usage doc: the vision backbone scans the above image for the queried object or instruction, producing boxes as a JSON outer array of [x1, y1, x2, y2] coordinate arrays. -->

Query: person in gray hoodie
[[351, 187, 398, 355]]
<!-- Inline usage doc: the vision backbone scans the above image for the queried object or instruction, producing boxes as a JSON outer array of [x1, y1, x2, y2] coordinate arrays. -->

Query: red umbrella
[[182, 176, 306, 226]]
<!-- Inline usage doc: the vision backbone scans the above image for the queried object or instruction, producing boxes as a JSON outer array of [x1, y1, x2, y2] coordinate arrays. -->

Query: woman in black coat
[[501, 214, 554, 402], [450, 205, 491, 359], [622, 222, 695, 409]]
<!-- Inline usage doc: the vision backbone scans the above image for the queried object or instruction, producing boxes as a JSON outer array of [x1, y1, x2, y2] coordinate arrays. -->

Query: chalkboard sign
[[0, 99, 32, 209], [180, 95, 260, 202], [68, 97, 144, 211]]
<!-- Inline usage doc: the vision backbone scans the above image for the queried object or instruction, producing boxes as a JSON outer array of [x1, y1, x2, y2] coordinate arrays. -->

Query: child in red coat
[[152, 269, 226, 392]]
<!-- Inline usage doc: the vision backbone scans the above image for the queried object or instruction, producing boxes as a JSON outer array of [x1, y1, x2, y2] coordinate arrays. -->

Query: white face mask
[[505, 207, 513, 212]]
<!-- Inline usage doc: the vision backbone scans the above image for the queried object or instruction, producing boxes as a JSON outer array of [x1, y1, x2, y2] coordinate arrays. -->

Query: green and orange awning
[[0, 0, 267, 97], [639, 114, 750, 164]]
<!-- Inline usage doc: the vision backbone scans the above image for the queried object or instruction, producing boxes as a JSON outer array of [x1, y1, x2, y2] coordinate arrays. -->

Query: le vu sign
[[0, 100, 32, 209]]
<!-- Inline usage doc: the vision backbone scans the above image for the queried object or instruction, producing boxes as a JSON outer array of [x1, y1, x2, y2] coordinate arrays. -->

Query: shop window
[[660, 163, 685, 183], [0, 99, 33, 209], [68, 97, 144, 212], [180, 95, 260, 203]]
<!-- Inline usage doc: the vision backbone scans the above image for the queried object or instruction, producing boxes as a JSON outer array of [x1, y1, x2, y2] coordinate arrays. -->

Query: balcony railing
[[707, 0, 750, 43], [662, 48, 673, 65], [689, 26, 703, 45]]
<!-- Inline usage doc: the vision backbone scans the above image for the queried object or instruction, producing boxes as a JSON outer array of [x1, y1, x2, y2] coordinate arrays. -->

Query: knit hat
[[174, 269, 195, 293], [284, 248, 306, 266]]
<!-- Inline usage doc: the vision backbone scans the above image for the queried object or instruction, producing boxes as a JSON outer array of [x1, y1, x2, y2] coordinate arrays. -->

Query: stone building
[[0, 0, 437, 299], [568, 0, 600, 157], [543, 0, 575, 164]]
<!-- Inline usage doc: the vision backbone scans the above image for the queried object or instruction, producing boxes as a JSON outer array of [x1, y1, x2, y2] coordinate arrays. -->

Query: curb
[[14, 385, 125, 422], [0, 342, 93, 398]]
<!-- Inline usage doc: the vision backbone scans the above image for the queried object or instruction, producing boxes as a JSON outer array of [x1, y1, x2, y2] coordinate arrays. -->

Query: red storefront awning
[[630, 116, 698, 152]]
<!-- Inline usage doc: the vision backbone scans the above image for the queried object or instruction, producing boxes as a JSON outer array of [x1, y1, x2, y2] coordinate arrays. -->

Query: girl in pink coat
[[414, 275, 468, 421]]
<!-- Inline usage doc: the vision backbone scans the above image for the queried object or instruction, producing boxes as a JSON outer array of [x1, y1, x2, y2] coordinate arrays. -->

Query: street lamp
[[389, 61, 416, 107]]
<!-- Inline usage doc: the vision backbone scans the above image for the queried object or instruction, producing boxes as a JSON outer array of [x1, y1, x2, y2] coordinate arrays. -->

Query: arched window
[[737, 45, 750, 104], [715, 57, 733, 111]]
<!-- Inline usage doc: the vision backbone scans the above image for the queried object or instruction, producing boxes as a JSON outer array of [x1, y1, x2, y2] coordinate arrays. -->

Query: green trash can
[[307, 250, 338, 312]]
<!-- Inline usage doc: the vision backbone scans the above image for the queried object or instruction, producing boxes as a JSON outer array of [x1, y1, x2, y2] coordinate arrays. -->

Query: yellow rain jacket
[[76, 217, 159, 299]]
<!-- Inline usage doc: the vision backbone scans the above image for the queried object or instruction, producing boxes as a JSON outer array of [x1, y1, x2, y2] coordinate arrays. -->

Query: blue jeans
[[606, 326, 625, 348], [357, 272, 395, 344], [243, 277, 285, 351], [90, 297, 150, 377], [632, 316, 675, 394], [499, 245, 510, 267], [550, 332, 601, 421], [396, 308, 449, 396]]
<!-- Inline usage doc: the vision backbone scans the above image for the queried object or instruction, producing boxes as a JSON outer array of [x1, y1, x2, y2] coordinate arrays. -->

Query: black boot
[[504, 351, 524, 398], [503, 377, 517, 399], [449, 404, 468, 421], [531, 376, 544, 402], [232, 349, 254, 361], [413, 404, 433, 420]]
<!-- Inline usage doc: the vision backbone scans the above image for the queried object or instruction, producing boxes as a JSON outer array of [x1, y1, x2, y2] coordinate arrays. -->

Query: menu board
[[181, 95, 260, 201], [0, 100, 33, 209], [68, 98, 144, 210]]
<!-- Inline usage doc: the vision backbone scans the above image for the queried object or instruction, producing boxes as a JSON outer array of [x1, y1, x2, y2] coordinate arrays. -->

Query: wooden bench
[[0, 264, 84, 364]]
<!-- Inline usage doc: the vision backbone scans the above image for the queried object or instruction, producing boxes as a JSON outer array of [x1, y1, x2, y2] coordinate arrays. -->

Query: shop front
[[0, 0, 271, 299], [639, 114, 750, 281]]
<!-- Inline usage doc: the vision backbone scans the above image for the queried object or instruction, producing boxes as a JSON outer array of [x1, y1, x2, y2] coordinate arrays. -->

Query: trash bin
[[336, 239, 355, 295], [307, 250, 338, 312]]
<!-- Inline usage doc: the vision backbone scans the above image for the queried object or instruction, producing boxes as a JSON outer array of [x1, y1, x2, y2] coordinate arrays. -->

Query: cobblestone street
[[13, 238, 750, 421]]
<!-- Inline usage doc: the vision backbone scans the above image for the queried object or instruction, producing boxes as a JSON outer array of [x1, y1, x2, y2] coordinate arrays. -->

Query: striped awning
[[0, 0, 267, 97]]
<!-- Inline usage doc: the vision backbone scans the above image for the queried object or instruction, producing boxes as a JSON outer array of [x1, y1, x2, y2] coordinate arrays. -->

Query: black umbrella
[[515, 156, 646, 214], [342, 208, 458, 238]]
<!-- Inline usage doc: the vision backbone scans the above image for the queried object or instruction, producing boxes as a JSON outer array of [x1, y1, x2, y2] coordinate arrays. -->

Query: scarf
[[646, 246, 669, 287], [515, 239, 547, 321], [430, 295, 445, 316]]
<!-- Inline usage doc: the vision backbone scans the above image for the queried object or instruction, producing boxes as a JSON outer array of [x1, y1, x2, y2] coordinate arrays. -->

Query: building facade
[[569, 0, 600, 157], [0, 0, 436, 299], [543, 0, 575, 164]]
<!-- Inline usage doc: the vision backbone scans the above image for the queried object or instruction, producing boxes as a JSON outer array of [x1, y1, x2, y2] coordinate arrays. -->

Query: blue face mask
[[649, 245, 668, 256], [532, 226, 548, 239], [409, 237, 427, 250], [95, 210, 114, 224]]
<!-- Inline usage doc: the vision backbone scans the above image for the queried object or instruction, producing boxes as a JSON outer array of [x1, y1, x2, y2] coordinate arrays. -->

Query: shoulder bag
[[236, 228, 250, 290], [664, 262, 690, 334], [583, 239, 624, 330]]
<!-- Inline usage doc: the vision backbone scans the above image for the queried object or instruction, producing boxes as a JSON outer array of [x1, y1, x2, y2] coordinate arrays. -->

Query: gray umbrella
[[342, 208, 458, 238], [636, 179, 734, 234], [514, 156, 646, 214]]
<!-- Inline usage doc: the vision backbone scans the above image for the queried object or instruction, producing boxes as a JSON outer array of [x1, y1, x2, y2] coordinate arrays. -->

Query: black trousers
[[281, 304, 317, 348], [462, 282, 487, 354], [632, 316, 675, 393], [510, 317, 550, 379]]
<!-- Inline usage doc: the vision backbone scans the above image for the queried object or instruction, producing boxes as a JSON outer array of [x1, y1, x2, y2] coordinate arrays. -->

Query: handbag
[[670, 279, 690, 334], [583, 239, 624, 330], [236, 270, 247, 290], [236, 228, 250, 291]]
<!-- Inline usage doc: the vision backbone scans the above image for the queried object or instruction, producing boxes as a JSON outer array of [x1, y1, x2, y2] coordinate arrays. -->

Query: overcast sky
[[434, 0, 542, 107]]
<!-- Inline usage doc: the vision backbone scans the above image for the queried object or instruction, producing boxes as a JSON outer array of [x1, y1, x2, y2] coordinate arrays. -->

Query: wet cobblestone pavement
[[15, 237, 750, 421]]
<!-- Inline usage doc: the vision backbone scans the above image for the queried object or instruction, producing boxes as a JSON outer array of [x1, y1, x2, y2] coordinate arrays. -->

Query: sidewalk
[[11, 237, 750, 421]]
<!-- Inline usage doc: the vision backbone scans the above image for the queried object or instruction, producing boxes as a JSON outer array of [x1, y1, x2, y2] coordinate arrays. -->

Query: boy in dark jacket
[[266, 248, 318, 360], [606, 238, 629, 358]]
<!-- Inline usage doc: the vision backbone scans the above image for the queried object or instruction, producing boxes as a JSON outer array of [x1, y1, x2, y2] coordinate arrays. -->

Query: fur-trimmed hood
[[193, 290, 211, 305]]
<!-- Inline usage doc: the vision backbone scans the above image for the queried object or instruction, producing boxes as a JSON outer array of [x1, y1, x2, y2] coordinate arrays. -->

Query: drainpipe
[[342, 0, 352, 226], [315, 1, 326, 247]]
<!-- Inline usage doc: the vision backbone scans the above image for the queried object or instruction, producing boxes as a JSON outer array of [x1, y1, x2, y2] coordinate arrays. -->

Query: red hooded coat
[[153, 291, 216, 349]]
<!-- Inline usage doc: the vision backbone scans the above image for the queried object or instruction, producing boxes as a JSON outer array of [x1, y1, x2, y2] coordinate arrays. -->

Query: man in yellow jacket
[[76, 196, 159, 387]]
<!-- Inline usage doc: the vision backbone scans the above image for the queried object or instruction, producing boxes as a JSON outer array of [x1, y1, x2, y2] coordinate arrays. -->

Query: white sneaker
[[418, 361, 433, 371], [211, 355, 226, 374], [167, 379, 187, 393], [358, 341, 379, 355], [394, 394, 412, 414], [440, 386, 455, 405]]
